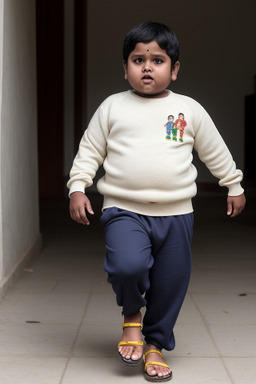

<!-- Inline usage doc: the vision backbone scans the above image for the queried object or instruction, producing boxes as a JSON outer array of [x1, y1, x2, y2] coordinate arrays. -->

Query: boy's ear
[[171, 61, 180, 81], [123, 61, 128, 80]]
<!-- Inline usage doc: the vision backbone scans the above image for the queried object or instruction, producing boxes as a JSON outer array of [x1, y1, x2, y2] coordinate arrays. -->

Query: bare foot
[[144, 344, 172, 379], [118, 312, 143, 362]]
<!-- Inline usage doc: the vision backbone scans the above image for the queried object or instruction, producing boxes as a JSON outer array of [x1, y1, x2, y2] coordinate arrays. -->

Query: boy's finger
[[79, 208, 90, 225], [232, 205, 243, 217], [86, 203, 94, 215], [70, 208, 89, 225], [84, 199, 94, 215], [227, 201, 233, 216]]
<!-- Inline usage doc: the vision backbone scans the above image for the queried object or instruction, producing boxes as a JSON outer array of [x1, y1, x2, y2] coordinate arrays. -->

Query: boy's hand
[[69, 192, 94, 225], [227, 193, 246, 218]]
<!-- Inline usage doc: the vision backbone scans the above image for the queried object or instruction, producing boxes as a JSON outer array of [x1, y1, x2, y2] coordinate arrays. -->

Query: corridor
[[0, 189, 255, 384]]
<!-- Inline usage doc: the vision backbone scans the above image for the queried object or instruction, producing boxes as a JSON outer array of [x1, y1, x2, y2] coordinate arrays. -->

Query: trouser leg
[[101, 207, 154, 316], [142, 213, 194, 351], [101, 208, 194, 351]]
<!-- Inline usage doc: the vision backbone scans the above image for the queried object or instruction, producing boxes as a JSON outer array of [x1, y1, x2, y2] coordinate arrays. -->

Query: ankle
[[124, 312, 142, 324], [145, 343, 161, 353]]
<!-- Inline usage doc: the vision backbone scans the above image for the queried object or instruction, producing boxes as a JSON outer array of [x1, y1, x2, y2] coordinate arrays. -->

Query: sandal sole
[[117, 350, 143, 366]]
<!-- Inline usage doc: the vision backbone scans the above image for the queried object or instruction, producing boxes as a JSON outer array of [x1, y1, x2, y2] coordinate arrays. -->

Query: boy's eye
[[154, 58, 163, 64], [134, 58, 143, 64], [132, 57, 164, 64]]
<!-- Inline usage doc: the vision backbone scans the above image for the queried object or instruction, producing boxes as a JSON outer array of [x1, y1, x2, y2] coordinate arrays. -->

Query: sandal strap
[[143, 349, 163, 361], [122, 322, 142, 330], [118, 341, 143, 348], [144, 361, 170, 372]]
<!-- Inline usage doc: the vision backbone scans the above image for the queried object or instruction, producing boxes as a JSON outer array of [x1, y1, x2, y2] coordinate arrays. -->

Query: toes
[[119, 346, 133, 359], [147, 366, 157, 376], [131, 346, 142, 361], [147, 364, 171, 378], [124, 348, 132, 359], [119, 345, 143, 361], [156, 366, 170, 377], [155, 366, 163, 377], [157, 366, 171, 377]]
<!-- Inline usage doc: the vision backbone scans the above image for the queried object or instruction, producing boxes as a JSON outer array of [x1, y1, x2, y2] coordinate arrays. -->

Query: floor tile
[[89, 270, 113, 294], [62, 357, 147, 384], [0, 323, 78, 356], [191, 293, 256, 325], [169, 356, 232, 384], [189, 272, 256, 293], [52, 279, 94, 294], [174, 324, 219, 357], [73, 324, 119, 357], [191, 254, 256, 273], [0, 357, 67, 384], [208, 324, 256, 357], [26, 258, 99, 278], [0, 293, 89, 324], [176, 294, 204, 325], [62, 356, 233, 384], [224, 357, 256, 384], [81, 293, 122, 326], [11, 274, 58, 294]]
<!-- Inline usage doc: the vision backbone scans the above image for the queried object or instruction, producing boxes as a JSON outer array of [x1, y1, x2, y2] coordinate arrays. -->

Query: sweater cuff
[[68, 181, 86, 197], [227, 183, 244, 197]]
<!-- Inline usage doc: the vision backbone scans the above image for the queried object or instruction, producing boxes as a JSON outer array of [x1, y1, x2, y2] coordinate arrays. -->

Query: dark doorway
[[36, 0, 86, 199], [36, 0, 64, 199], [244, 93, 256, 182]]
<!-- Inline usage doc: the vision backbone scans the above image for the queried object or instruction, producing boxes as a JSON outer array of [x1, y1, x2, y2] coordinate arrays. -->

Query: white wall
[[86, 0, 256, 183], [0, 0, 41, 297], [0, 0, 4, 283]]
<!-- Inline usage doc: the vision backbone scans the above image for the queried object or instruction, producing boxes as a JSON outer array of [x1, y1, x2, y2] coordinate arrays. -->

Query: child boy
[[164, 115, 175, 140], [67, 22, 246, 382], [175, 113, 187, 142]]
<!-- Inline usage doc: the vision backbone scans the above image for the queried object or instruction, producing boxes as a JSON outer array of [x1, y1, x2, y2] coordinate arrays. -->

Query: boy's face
[[123, 40, 180, 98]]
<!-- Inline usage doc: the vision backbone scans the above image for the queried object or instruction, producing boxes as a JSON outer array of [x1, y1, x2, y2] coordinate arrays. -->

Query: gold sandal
[[118, 322, 143, 366], [144, 349, 172, 382]]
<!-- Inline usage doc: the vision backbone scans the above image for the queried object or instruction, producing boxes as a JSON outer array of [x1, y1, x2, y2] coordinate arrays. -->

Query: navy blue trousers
[[100, 207, 194, 351]]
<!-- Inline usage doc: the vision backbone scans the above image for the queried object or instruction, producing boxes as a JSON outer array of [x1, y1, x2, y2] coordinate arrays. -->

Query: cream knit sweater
[[67, 90, 244, 216]]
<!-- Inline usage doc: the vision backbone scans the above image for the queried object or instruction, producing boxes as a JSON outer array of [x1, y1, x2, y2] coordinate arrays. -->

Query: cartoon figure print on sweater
[[175, 113, 187, 142], [164, 113, 187, 142], [164, 115, 175, 140]]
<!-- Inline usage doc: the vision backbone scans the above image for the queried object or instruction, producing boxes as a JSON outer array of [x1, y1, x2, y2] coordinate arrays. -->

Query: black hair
[[123, 22, 179, 67]]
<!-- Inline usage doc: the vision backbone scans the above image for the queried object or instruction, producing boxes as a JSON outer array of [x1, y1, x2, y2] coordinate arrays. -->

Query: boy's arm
[[69, 192, 94, 225], [67, 101, 109, 197], [193, 108, 245, 215], [227, 193, 246, 218]]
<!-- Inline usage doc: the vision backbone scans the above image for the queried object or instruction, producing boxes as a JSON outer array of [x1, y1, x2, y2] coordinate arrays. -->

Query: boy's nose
[[142, 64, 152, 72]]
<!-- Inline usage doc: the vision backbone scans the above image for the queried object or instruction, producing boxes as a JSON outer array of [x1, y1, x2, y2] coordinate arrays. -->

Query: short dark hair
[[123, 22, 179, 67]]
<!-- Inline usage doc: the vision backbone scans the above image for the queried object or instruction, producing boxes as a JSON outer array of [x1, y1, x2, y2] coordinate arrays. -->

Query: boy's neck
[[133, 89, 170, 99]]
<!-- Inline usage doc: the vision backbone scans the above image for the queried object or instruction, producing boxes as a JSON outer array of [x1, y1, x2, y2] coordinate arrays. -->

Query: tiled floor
[[0, 189, 255, 384]]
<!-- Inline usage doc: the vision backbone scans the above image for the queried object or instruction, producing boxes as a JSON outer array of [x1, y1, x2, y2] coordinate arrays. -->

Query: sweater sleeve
[[67, 102, 109, 195], [193, 108, 244, 196]]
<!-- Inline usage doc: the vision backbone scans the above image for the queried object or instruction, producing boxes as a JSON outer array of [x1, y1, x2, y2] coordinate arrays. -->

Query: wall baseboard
[[0, 234, 42, 300]]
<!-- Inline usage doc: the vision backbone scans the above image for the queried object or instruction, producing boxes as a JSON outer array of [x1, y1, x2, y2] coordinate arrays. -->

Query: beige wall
[[86, 0, 256, 182], [0, 0, 41, 297]]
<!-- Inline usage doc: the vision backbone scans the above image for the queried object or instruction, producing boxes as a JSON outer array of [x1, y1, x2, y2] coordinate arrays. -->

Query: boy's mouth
[[142, 75, 153, 83]]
